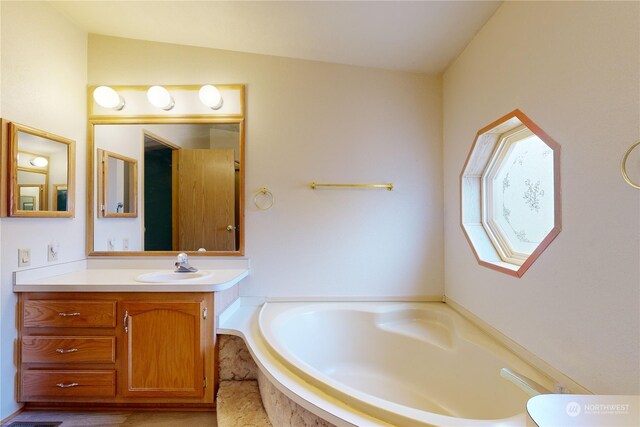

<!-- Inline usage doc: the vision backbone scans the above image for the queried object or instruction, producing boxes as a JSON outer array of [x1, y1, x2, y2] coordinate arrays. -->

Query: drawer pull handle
[[56, 348, 79, 354], [56, 382, 79, 388], [58, 312, 80, 317]]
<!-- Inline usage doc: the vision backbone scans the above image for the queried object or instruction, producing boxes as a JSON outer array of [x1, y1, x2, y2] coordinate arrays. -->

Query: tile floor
[[2, 410, 217, 427]]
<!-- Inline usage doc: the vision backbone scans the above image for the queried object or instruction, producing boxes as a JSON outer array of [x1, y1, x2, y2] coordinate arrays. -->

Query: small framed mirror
[[8, 122, 75, 217], [97, 149, 138, 217]]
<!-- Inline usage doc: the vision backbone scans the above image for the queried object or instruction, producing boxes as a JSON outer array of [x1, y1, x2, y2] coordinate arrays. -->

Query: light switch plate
[[48, 244, 59, 262], [18, 248, 31, 267]]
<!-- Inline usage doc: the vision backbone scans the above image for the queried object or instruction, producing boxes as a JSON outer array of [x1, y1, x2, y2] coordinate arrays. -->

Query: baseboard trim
[[0, 405, 25, 425]]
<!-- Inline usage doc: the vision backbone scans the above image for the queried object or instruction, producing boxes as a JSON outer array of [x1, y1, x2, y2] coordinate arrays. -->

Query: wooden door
[[121, 300, 204, 398], [173, 149, 235, 251]]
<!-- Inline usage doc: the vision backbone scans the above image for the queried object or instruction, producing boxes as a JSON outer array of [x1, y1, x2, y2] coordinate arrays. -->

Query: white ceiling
[[50, 1, 501, 74]]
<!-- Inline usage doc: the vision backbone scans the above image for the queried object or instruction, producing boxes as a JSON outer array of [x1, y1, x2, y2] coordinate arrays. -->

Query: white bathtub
[[258, 302, 554, 427]]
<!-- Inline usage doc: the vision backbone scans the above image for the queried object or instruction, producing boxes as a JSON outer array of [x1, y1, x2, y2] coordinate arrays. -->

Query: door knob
[[226, 225, 237, 231]]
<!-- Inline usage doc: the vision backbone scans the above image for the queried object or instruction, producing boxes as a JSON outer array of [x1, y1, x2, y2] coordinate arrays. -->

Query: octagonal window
[[484, 126, 555, 265], [460, 110, 561, 277]]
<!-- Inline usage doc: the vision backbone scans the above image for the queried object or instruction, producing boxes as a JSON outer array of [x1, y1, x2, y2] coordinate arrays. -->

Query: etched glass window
[[461, 110, 560, 277], [483, 126, 555, 265]]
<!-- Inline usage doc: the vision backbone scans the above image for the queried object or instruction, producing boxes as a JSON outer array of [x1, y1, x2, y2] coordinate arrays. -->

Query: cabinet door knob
[[56, 348, 78, 354], [56, 382, 79, 388], [58, 312, 80, 317]]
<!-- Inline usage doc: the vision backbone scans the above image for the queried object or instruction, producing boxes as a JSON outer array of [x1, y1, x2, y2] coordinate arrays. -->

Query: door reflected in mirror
[[8, 122, 75, 217], [53, 184, 68, 211], [98, 149, 138, 217]]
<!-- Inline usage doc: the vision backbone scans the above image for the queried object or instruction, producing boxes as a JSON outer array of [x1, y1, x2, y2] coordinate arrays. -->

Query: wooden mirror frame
[[6, 122, 75, 218], [87, 84, 245, 256], [97, 149, 138, 218]]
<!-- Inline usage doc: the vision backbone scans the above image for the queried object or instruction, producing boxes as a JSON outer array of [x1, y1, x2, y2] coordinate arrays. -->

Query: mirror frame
[[87, 84, 245, 256], [97, 149, 138, 218], [8, 122, 75, 218]]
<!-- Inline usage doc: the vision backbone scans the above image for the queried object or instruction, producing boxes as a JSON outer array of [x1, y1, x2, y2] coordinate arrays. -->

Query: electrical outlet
[[122, 238, 129, 250], [18, 248, 31, 267], [48, 243, 59, 262]]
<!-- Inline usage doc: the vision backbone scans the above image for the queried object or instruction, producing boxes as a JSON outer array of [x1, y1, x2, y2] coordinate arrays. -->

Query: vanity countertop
[[13, 267, 249, 293]]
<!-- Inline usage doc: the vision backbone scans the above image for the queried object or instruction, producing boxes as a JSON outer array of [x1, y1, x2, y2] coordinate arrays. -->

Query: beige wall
[[0, 1, 87, 418], [88, 35, 444, 299], [443, 1, 640, 394]]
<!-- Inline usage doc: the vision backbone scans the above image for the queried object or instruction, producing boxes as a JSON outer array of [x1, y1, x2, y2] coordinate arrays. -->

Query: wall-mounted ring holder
[[621, 140, 640, 190], [254, 187, 275, 210]]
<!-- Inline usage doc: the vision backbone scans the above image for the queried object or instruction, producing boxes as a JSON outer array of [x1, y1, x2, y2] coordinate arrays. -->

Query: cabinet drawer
[[22, 336, 116, 363], [22, 370, 116, 398], [23, 301, 116, 328]]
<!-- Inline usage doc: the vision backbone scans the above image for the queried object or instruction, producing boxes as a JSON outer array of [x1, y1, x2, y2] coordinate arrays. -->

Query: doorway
[[143, 131, 178, 250]]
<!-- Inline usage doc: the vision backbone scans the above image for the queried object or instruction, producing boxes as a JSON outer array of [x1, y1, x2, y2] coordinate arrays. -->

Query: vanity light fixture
[[93, 86, 125, 110], [198, 85, 224, 110], [29, 157, 48, 167], [147, 85, 175, 110]]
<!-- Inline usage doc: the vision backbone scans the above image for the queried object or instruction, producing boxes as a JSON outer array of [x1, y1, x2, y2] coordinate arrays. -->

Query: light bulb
[[93, 86, 125, 110], [30, 157, 48, 167], [147, 86, 175, 110], [198, 85, 224, 110]]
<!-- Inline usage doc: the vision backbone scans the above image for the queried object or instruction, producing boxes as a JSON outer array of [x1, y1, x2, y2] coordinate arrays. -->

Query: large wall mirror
[[8, 122, 75, 217], [88, 84, 245, 256]]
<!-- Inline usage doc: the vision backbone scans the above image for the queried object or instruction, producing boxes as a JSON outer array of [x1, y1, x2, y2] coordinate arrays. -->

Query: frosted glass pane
[[491, 135, 554, 255]]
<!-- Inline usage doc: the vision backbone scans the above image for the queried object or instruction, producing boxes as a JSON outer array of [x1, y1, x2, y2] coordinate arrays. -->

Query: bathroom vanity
[[14, 264, 247, 408], [20, 292, 213, 405]]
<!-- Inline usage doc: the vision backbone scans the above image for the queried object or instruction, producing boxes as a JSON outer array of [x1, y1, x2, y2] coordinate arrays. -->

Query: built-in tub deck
[[220, 301, 557, 427]]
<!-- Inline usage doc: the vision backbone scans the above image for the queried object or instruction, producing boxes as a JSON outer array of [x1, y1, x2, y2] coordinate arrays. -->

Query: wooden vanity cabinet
[[18, 292, 214, 407], [120, 300, 205, 398]]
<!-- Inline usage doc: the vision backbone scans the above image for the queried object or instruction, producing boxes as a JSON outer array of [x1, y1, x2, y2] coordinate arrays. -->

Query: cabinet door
[[121, 300, 205, 398]]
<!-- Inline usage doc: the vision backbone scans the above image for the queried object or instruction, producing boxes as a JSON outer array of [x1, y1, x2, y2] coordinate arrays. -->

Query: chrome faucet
[[175, 252, 198, 273]]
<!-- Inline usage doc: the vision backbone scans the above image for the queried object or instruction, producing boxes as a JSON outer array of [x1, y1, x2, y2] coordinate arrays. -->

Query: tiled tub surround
[[217, 334, 269, 426], [219, 300, 591, 427], [217, 381, 271, 427], [258, 369, 336, 427], [217, 335, 333, 427], [219, 335, 260, 381]]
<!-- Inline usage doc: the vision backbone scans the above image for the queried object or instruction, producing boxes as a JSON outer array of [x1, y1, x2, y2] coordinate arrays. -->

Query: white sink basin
[[135, 270, 212, 283]]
